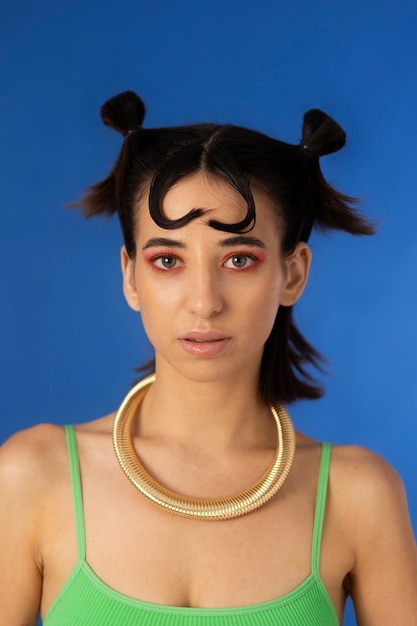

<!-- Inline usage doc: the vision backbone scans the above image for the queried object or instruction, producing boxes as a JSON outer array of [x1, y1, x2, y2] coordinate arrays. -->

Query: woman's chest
[[41, 433, 352, 622], [88, 496, 314, 605], [43, 477, 349, 622]]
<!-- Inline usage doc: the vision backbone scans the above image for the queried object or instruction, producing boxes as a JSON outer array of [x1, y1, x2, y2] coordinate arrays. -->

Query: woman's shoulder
[[329, 442, 405, 497], [325, 447, 417, 619], [0, 415, 114, 489], [297, 433, 408, 524], [325, 443, 411, 541], [0, 424, 68, 492]]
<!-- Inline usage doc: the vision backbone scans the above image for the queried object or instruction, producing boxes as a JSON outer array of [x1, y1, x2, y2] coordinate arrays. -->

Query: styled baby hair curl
[[75, 90, 374, 405]]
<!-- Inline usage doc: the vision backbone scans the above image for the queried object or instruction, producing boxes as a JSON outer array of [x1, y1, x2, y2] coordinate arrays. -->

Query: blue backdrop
[[1, 1, 416, 624]]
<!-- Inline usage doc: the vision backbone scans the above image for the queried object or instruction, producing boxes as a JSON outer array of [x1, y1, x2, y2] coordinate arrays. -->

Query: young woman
[[1, 91, 416, 625]]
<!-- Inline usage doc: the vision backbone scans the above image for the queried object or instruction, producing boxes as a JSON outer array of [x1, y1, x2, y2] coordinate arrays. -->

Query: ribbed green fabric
[[43, 428, 338, 626]]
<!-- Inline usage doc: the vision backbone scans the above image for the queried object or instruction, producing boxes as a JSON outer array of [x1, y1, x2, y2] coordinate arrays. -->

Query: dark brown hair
[[78, 90, 374, 405]]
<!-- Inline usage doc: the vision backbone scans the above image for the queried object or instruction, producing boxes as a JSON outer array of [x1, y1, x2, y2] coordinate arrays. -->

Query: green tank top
[[43, 426, 339, 625]]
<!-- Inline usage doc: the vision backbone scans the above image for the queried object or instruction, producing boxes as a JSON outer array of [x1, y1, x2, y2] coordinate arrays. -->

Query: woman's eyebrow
[[142, 237, 185, 250], [218, 235, 266, 248], [142, 235, 266, 251]]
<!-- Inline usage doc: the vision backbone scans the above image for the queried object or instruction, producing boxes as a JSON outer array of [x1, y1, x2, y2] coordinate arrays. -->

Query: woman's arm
[[344, 447, 417, 625], [0, 427, 48, 624]]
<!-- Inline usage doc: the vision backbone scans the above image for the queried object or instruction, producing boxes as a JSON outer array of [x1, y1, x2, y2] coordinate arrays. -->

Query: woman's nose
[[186, 266, 223, 319]]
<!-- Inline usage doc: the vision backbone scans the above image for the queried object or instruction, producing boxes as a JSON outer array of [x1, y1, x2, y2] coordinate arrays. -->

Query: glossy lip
[[179, 331, 231, 357]]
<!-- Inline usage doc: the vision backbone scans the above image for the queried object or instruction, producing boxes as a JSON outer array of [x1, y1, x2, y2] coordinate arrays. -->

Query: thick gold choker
[[113, 374, 296, 521]]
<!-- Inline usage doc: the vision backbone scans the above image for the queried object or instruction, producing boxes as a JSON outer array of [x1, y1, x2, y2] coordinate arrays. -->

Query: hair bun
[[301, 109, 346, 157], [100, 90, 146, 136]]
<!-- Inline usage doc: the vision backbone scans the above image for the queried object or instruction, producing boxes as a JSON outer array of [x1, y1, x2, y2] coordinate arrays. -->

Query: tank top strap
[[65, 425, 86, 560], [311, 442, 331, 576]]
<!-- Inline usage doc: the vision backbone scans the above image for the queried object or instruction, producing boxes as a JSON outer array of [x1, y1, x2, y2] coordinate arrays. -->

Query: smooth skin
[[1, 173, 417, 625]]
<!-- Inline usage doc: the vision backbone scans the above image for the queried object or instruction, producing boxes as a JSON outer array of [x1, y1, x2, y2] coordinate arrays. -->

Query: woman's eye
[[224, 254, 256, 269], [153, 255, 182, 269]]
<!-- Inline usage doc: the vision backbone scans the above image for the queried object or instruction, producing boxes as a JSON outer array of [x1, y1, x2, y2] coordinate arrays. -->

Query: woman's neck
[[134, 362, 275, 455]]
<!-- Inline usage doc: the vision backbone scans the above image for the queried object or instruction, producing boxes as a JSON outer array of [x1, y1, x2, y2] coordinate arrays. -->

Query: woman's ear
[[121, 246, 141, 312], [280, 242, 312, 307]]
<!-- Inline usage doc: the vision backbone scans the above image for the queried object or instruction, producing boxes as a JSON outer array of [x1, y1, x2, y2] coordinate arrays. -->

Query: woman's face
[[122, 172, 311, 384]]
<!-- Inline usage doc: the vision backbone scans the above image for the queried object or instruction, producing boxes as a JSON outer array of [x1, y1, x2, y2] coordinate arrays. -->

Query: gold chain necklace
[[113, 374, 296, 521]]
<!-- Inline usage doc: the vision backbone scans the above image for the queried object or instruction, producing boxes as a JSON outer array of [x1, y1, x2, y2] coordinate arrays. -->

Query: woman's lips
[[179, 332, 231, 357]]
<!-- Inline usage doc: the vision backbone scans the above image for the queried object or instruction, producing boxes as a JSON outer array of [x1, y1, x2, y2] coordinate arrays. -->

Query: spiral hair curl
[[77, 90, 374, 405]]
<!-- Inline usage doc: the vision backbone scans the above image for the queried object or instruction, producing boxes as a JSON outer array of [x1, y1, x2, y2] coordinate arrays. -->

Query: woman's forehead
[[138, 172, 278, 229]]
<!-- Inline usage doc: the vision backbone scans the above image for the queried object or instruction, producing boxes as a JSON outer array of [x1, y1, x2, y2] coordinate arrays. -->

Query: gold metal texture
[[113, 374, 296, 520]]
